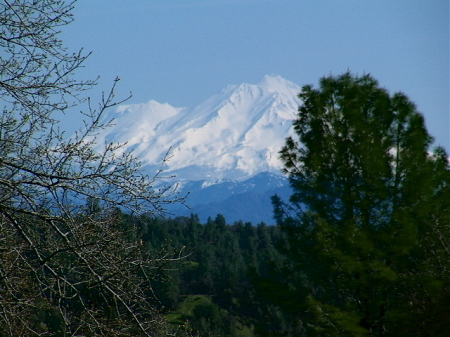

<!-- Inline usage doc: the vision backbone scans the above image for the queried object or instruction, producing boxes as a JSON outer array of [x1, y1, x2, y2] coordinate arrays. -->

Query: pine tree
[[274, 72, 450, 336]]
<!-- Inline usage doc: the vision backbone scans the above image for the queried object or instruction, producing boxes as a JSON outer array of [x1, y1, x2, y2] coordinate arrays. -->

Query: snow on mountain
[[95, 75, 301, 183]]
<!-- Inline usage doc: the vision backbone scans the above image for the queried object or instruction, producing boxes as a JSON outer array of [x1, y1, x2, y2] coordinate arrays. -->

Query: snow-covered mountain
[[95, 75, 302, 223], [96, 75, 301, 183]]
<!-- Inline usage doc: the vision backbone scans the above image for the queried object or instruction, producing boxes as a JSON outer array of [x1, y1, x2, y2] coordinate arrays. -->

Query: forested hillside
[[125, 213, 302, 336]]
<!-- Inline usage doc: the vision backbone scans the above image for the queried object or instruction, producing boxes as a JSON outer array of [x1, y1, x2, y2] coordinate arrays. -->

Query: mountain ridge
[[165, 172, 292, 224], [95, 75, 301, 223], [95, 75, 301, 183]]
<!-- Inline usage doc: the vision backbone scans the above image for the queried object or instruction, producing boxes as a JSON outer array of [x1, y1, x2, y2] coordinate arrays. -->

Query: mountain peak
[[259, 74, 291, 87], [95, 76, 301, 182], [258, 74, 300, 95]]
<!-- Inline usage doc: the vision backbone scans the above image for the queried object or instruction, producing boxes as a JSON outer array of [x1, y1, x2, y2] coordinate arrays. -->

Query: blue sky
[[62, 0, 449, 150]]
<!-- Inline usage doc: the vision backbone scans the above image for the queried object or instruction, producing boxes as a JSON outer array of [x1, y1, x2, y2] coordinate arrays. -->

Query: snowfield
[[95, 75, 302, 183]]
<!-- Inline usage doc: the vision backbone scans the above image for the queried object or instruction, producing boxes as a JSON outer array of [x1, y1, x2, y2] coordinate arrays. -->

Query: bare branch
[[0, 1, 185, 335]]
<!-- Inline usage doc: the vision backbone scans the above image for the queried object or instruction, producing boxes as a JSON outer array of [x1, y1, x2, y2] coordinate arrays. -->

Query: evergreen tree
[[273, 72, 450, 336]]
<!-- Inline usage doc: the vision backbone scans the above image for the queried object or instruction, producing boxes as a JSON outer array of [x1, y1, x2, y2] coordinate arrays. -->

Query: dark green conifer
[[274, 72, 450, 336]]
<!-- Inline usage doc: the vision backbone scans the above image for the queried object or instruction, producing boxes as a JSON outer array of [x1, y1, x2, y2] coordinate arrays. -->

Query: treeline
[[127, 213, 301, 336]]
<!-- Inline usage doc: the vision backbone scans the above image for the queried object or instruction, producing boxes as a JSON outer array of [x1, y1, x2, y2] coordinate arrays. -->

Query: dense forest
[[127, 213, 299, 336]]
